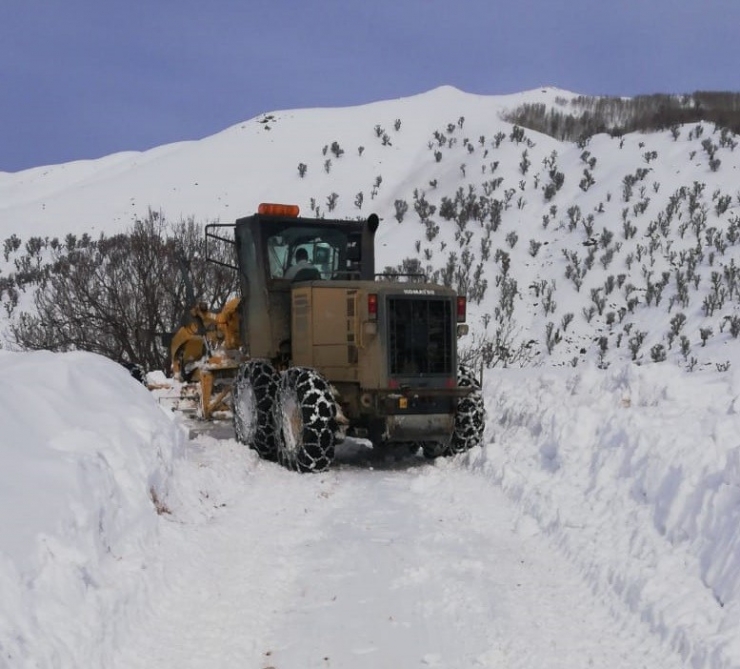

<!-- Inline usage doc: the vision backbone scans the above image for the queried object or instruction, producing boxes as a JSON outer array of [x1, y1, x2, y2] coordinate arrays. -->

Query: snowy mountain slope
[[2, 85, 740, 373], [0, 86, 525, 235]]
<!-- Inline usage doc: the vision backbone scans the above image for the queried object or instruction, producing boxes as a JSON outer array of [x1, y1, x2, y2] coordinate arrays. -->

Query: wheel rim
[[282, 388, 303, 457], [235, 381, 257, 443]]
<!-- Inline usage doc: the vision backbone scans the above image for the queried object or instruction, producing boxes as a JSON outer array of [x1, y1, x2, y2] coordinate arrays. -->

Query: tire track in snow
[[111, 438, 682, 669], [111, 440, 340, 669], [260, 460, 679, 668]]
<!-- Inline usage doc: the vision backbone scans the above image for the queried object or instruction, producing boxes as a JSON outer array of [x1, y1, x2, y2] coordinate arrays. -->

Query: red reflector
[[258, 203, 300, 217], [445, 376, 456, 388], [389, 379, 399, 389], [456, 295, 467, 322], [368, 293, 378, 319]]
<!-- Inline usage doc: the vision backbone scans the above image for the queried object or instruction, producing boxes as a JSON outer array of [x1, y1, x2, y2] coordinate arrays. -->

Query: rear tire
[[421, 365, 485, 459], [276, 367, 336, 472], [446, 364, 485, 455], [233, 360, 280, 460]]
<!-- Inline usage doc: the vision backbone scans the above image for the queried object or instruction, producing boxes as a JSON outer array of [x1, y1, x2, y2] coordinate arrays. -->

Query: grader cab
[[170, 203, 484, 471]]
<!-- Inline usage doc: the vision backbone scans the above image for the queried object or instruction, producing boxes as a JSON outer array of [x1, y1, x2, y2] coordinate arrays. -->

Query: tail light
[[368, 294, 378, 320], [456, 295, 467, 322]]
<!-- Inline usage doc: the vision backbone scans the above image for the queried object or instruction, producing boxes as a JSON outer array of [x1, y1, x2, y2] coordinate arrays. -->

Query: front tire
[[276, 367, 336, 472], [233, 360, 280, 460]]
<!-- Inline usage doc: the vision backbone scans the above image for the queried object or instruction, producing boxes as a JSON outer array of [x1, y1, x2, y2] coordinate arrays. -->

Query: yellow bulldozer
[[165, 202, 484, 472]]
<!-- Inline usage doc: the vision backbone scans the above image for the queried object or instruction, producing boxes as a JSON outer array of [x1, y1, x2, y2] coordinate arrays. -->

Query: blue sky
[[2, 0, 739, 172]]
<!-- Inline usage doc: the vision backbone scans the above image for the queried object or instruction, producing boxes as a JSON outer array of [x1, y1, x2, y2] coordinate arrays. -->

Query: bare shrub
[[8, 210, 237, 373]]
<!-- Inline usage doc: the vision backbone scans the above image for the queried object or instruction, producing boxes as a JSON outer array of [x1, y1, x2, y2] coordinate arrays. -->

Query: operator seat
[[291, 267, 322, 282]]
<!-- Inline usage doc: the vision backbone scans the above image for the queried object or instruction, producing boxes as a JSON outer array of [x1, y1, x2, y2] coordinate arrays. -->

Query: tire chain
[[233, 360, 280, 460], [446, 364, 485, 454], [277, 367, 337, 472]]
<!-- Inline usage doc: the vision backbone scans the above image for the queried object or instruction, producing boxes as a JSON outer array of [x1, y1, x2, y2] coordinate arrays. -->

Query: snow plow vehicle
[[170, 203, 484, 471]]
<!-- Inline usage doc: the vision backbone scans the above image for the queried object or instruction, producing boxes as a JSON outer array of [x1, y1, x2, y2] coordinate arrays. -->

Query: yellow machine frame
[[169, 297, 244, 419]]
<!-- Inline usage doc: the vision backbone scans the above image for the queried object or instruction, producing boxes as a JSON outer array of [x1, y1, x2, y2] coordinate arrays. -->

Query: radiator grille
[[388, 297, 453, 375]]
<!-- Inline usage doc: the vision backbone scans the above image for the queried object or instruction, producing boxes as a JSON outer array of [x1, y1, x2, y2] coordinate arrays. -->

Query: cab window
[[266, 226, 349, 279]]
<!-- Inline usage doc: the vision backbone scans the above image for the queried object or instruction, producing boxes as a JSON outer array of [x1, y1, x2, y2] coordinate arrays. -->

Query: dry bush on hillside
[[504, 92, 740, 142], [5, 209, 238, 373]]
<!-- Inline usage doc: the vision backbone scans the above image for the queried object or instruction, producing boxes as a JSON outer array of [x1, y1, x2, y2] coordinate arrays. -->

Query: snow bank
[[0, 351, 186, 668], [470, 363, 740, 669], [4, 347, 740, 668]]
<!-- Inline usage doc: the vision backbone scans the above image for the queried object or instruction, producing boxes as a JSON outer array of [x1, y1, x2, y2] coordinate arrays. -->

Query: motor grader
[[169, 203, 484, 472]]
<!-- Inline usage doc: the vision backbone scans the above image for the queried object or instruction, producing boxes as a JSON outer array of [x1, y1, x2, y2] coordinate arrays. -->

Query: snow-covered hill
[[3, 85, 740, 370], [0, 86, 566, 235]]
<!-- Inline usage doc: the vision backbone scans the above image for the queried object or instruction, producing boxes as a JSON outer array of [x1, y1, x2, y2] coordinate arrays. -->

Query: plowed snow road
[[111, 436, 679, 669]]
